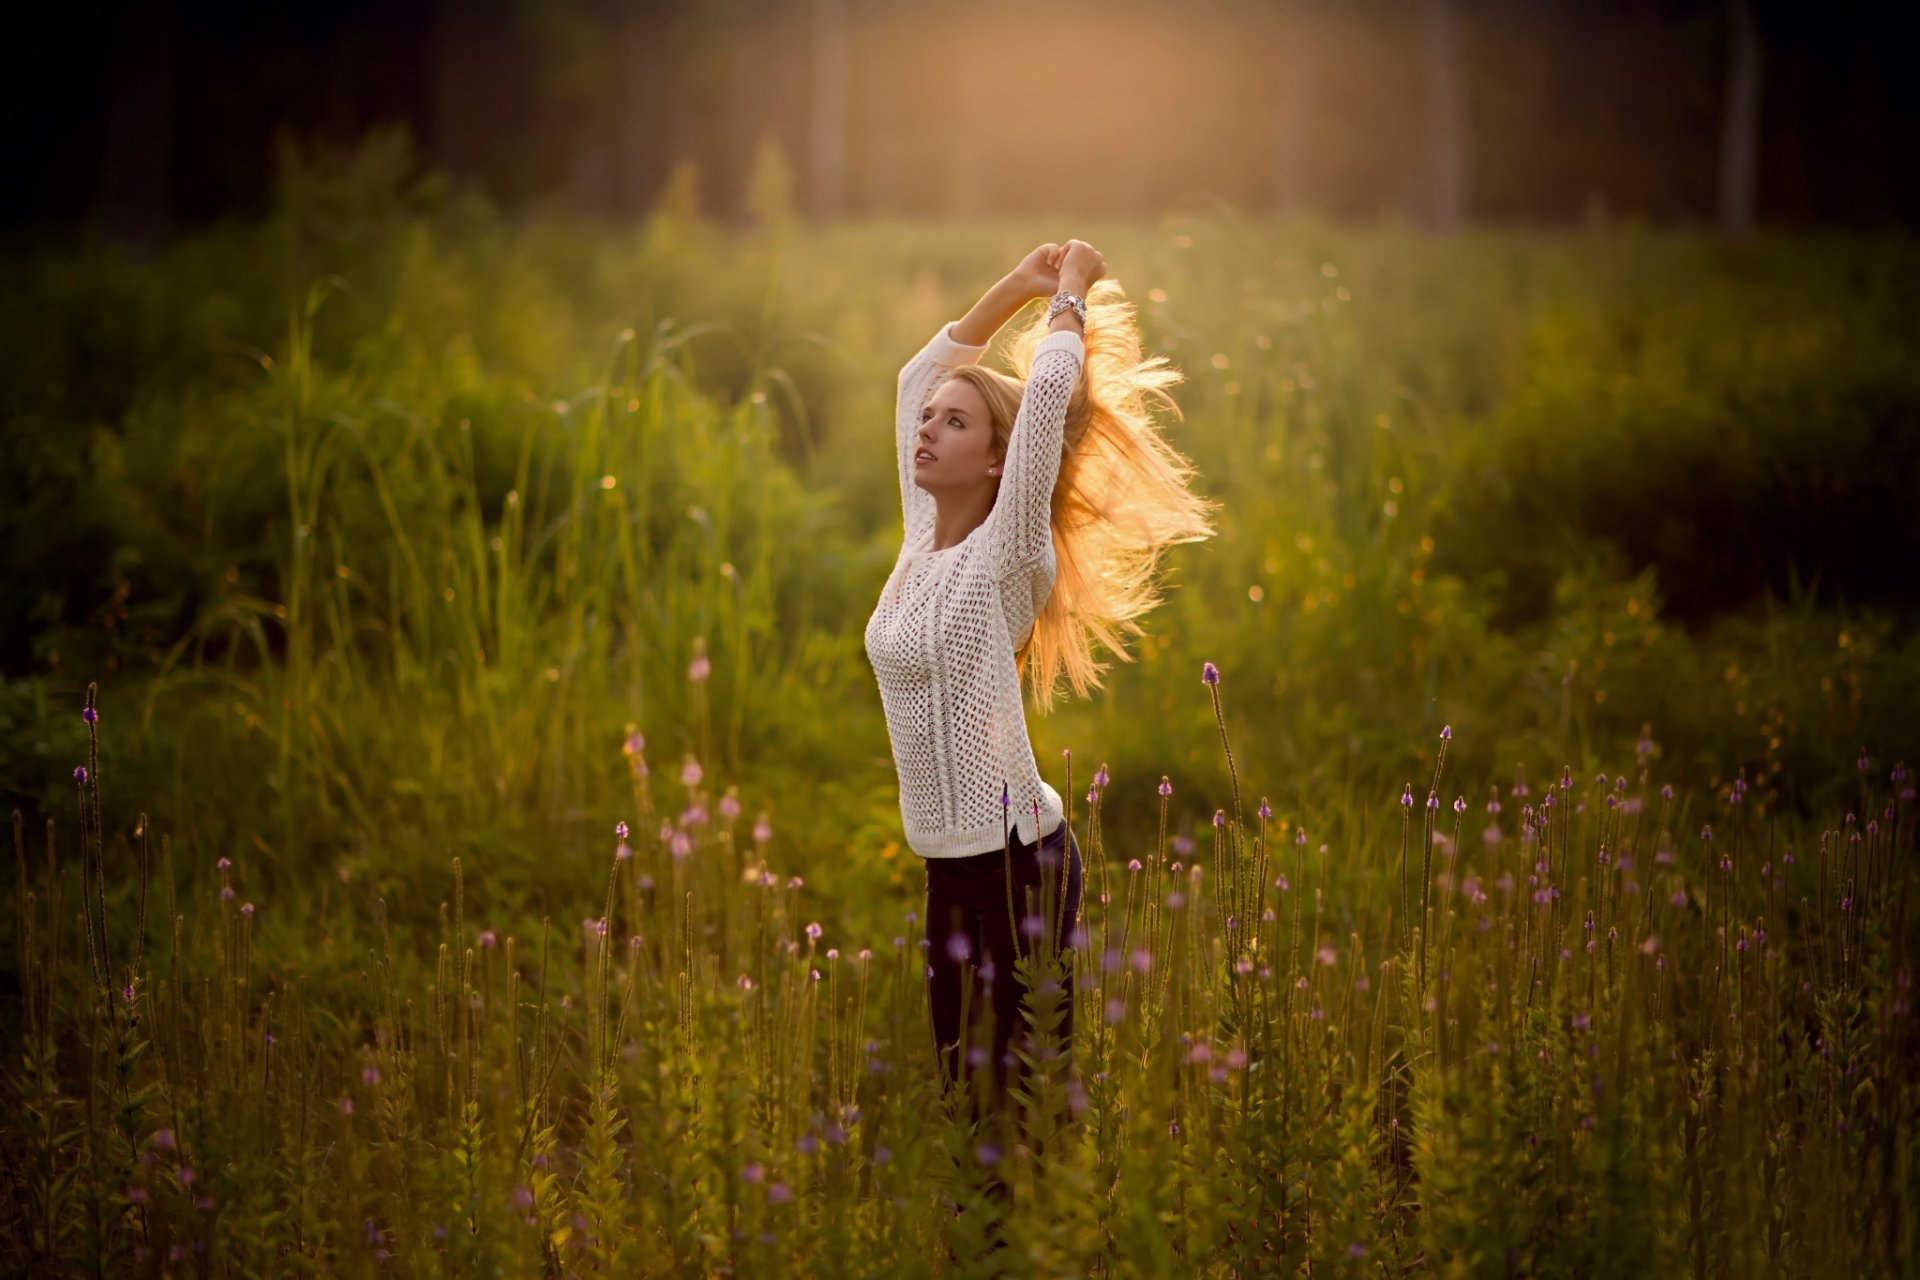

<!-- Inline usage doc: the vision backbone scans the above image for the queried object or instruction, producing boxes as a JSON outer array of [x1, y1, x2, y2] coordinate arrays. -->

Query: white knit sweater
[[863, 319, 1086, 858]]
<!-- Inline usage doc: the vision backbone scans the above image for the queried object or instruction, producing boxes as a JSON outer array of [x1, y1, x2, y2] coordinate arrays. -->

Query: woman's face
[[912, 377, 1001, 496]]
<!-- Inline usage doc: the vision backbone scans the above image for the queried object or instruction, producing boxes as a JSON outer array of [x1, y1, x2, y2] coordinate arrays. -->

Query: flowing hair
[[938, 279, 1219, 714]]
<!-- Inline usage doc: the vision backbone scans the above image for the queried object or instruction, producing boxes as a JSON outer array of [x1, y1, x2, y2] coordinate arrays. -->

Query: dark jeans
[[924, 816, 1084, 1131]]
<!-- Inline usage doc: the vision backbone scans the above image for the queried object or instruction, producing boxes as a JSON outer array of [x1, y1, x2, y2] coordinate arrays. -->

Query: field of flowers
[[3, 140, 1917, 1274]]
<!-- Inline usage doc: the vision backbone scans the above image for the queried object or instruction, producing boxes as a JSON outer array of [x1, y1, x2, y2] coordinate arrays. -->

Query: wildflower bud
[[1201, 661, 1219, 686], [1440, 724, 1451, 740], [614, 821, 629, 839], [1158, 777, 1173, 797], [1258, 799, 1272, 820], [73, 765, 87, 785]]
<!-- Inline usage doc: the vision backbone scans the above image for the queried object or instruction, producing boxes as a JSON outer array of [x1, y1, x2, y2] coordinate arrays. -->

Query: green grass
[[1, 137, 1916, 1272]]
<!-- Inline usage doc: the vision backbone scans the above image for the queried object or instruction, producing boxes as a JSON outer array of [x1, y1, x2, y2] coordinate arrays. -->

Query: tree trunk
[[808, 0, 849, 222], [98, 0, 175, 250], [1271, 16, 1313, 216], [1420, 0, 1470, 231], [1717, 0, 1764, 238]]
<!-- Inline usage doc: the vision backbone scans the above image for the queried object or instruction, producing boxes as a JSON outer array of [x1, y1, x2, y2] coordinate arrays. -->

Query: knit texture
[[864, 319, 1086, 858]]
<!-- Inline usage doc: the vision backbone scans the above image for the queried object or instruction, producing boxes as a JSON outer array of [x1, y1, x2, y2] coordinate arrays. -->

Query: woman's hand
[[1007, 243, 1065, 301], [1058, 239, 1106, 295]]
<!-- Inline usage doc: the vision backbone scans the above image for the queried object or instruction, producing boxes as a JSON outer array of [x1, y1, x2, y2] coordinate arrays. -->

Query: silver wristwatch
[[1047, 289, 1087, 326]]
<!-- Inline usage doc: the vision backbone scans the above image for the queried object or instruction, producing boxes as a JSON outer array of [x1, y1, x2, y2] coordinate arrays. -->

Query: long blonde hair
[[938, 280, 1219, 714]]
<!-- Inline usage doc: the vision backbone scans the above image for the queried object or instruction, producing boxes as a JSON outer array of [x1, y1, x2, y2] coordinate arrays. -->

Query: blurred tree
[[1420, 0, 1470, 230], [99, 0, 176, 250], [808, 0, 849, 222], [1718, 0, 1764, 237]]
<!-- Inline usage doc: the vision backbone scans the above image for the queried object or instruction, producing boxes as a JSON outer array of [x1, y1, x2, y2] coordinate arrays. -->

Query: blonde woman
[[864, 239, 1218, 1183]]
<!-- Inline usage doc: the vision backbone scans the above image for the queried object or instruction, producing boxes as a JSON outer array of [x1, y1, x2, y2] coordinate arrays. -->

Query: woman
[[863, 240, 1217, 1153]]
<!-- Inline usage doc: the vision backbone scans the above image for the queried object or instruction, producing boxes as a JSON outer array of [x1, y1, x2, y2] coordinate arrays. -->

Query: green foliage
[[2, 138, 1918, 1274]]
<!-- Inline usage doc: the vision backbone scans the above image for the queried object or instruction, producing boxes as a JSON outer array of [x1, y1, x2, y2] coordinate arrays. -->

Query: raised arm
[[982, 331, 1084, 580], [984, 240, 1103, 579], [895, 322, 988, 540], [892, 249, 1066, 536]]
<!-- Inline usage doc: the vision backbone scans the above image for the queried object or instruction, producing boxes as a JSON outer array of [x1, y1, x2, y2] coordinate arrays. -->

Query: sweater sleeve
[[984, 329, 1084, 581], [896, 320, 990, 541]]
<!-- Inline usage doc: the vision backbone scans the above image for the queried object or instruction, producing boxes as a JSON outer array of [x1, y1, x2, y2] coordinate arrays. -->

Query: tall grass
[[4, 146, 1917, 915], [3, 139, 1917, 1272], [5, 678, 1913, 1274]]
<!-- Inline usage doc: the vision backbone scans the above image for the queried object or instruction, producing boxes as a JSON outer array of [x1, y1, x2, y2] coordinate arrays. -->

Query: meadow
[[3, 136, 1917, 1274]]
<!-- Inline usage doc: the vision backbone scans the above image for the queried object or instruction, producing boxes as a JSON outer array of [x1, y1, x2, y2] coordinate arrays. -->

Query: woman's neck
[[930, 494, 993, 552]]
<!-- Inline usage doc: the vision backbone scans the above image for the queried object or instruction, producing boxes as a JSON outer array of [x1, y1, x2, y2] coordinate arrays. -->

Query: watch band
[[1047, 289, 1088, 326]]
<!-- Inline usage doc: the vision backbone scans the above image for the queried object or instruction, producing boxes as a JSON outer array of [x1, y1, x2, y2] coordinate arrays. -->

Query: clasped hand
[[1009, 240, 1107, 300]]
